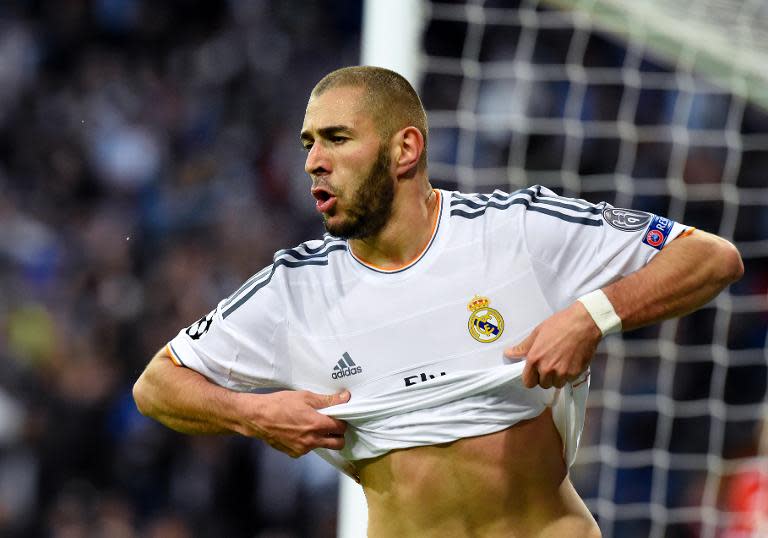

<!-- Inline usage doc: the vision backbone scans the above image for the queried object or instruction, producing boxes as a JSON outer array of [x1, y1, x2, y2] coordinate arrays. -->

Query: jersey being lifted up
[[167, 186, 691, 471]]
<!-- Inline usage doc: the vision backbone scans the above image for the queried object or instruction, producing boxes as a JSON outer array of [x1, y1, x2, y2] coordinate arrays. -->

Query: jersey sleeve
[[166, 265, 289, 391], [519, 185, 692, 309]]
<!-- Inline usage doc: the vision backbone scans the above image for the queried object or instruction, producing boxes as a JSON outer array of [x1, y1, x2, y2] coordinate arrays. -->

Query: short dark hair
[[311, 66, 428, 170]]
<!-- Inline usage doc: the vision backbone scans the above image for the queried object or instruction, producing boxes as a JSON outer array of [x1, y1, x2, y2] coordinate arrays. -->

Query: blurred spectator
[[0, 1, 360, 536]]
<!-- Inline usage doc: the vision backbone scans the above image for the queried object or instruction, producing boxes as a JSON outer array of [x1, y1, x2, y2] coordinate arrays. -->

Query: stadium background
[[0, 1, 765, 537]]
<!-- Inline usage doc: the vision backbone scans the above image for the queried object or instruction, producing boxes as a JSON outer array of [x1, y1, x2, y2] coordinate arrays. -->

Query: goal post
[[360, 0, 426, 87], [543, 0, 768, 111]]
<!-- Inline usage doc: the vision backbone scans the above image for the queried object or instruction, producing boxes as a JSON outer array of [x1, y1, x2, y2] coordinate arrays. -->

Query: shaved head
[[310, 66, 428, 170]]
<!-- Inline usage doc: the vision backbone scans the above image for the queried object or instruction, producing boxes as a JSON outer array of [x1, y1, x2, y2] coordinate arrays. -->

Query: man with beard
[[133, 66, 743, 537]]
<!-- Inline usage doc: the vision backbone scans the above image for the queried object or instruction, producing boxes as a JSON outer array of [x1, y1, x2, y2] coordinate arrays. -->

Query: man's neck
[[348, 184, 438, 270]]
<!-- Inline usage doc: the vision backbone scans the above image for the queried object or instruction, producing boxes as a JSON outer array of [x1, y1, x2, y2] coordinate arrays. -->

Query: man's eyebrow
[[300, 125, 354, 141]]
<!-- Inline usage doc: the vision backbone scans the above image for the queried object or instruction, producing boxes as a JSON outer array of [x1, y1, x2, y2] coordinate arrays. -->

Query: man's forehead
[[302, 85, 371, 132]]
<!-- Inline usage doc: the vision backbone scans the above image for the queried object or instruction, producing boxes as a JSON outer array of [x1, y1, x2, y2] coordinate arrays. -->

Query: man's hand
[[504, 302, 602, 389], [237, 389, 351, 458], [134, 350, 352, 459]]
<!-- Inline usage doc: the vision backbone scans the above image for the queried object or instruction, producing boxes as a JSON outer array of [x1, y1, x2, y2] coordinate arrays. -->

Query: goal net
[[414, 1, 768, 537]]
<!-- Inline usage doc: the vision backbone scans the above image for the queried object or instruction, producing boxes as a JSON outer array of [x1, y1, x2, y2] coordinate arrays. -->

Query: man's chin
[[324, 215, 368, 240], [323, 215, 350, 238], [324, 224, 356, 240]]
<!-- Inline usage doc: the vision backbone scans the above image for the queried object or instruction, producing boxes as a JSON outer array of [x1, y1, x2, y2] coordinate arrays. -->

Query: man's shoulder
[[446, 185, 603, 226], [218, 235, 348, 318], [272, 234, 348, 269], [259, 235, 349, 287], [446, 185, 546, 221]]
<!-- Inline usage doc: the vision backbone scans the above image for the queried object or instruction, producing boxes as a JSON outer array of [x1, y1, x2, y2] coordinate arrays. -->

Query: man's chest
[[282, 253, 554, 394]]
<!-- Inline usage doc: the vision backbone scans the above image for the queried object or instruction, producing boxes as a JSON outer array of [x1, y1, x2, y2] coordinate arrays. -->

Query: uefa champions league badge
[[602, 207, 653, 231], [467, 295, 504, 343], [642, 215, 676, 250], [185, 310, 215, 340]]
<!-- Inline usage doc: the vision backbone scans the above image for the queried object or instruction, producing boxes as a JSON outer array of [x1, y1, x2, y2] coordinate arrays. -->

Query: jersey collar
[[348, 190, 443, 274]]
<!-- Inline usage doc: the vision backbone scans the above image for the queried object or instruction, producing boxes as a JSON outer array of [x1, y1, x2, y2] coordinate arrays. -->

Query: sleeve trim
[[166, 343, 185, 367], [677, 227, 697, 239]]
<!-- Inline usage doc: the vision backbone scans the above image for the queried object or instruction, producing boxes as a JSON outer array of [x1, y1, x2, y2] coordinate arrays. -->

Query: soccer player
[[133, 66, 743, 537]]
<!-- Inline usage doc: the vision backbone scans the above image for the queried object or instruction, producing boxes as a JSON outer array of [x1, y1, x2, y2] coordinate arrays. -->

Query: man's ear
[[393, 126, 424, 178]]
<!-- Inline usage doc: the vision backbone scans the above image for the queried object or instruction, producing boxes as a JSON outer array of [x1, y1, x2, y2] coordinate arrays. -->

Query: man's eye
[[302, 143, 313, 151], [331, 136, 347, 144]]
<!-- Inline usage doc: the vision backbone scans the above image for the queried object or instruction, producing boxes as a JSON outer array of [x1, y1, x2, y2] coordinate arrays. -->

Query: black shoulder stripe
[[222, 265, 272, 310], [278, 239, 347, 260], [221, 241, 345, 310], [451, 189, 601, 215], [451, 197, 602, 226], [523, 204, 603, 226], [274, 257, 332, 269], [222, 244, 346, 319], [450, 188, 532, 208], [530, 196, 602, 214], [450, 198, 524, 216], [222, 266, 277, 319], [450, 194, 514, 210], [529, 185, 600, 213]]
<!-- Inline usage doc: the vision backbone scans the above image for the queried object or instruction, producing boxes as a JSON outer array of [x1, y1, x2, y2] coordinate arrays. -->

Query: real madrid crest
[[467, 295, 504, 343]]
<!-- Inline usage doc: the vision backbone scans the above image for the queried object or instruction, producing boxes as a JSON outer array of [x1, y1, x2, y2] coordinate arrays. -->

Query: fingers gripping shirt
[[167, 186, 690, 475]]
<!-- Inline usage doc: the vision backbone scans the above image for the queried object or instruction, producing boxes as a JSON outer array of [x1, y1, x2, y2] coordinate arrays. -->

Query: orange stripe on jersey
[[677, 227, 697, 239], [351, 190, 442, 273], [165, 343, 183, 366]]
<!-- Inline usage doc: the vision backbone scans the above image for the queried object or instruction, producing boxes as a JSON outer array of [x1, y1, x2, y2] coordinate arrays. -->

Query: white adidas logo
[[331, 352, 362, 379]]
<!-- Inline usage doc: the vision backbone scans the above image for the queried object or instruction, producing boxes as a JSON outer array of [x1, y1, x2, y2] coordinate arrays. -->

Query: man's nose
[[305, 142, 330, 176]]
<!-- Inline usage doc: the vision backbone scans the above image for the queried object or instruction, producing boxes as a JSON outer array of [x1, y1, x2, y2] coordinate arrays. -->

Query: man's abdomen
[[357, 408, 600, 538]]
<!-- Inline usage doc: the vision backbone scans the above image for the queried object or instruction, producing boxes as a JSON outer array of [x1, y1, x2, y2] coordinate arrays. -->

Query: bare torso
[[357, 408, 601, 538]]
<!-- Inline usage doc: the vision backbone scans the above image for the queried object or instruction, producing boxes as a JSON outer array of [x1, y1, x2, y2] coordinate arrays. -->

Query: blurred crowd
[[0, 1, 766, 538], [0, 1, 360, 536]]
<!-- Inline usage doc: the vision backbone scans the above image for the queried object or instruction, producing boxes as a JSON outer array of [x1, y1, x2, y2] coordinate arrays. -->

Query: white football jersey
[[167, 186, 690, 471]]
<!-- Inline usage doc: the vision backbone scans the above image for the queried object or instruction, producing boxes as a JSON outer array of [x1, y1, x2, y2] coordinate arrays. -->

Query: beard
[[322, 146, 395, 240]]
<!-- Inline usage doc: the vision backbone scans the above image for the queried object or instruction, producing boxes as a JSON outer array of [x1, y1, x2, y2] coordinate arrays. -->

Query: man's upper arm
[[642, 227, 743, 285]]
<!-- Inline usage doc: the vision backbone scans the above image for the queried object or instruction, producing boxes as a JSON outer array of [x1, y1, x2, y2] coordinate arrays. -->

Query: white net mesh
[[418, 1, 768, 537]]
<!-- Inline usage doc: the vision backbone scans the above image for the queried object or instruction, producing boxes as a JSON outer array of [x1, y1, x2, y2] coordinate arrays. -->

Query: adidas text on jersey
[[332, 352, 362, 379]]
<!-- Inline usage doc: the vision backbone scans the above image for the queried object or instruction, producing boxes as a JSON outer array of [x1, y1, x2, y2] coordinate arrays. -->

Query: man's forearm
[[133, 348, 245, 435], [603, 230, 744, 332], [133, 348, 350, 456]]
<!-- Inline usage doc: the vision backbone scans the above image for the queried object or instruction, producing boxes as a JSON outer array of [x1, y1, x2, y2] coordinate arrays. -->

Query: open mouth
[[311, 186, 337, 213]]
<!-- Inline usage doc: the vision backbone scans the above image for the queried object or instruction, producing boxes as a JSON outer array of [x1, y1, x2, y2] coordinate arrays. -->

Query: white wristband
[[577, 289, 622, 336]]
